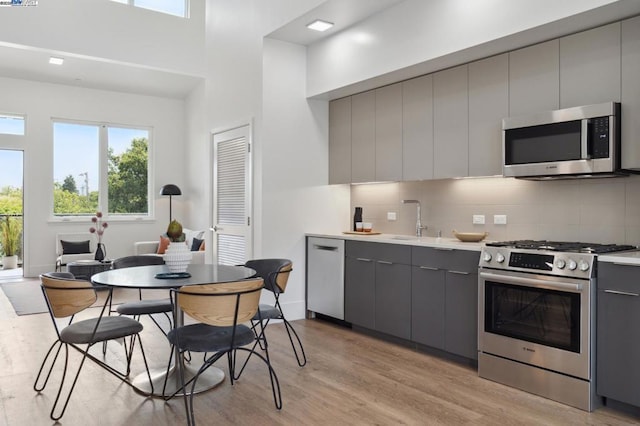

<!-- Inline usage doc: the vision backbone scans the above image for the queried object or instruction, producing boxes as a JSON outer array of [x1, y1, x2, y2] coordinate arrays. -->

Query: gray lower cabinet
[[411, 246, 480, 359], [344, 241, 412, 339], [596, 261, 640, 407], [411, 265, 445, 349]]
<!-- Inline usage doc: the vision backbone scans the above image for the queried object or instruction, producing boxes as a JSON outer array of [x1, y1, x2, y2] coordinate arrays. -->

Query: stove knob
[[496, 253, 505, 263], [578, 260, 590, 272], [567, 259, 577, 271], [555, 259, 566, 269], [483, 252, 492, 262]]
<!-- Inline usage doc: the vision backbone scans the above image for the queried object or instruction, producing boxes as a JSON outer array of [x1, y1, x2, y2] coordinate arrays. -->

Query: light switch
[[387, 211, 397, 221], [472, 215, 485, 225], [494, 214, 507, 225]]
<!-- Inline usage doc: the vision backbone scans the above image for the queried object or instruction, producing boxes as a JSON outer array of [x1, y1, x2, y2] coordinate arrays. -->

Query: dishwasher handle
[[313, 244, 340, 252]]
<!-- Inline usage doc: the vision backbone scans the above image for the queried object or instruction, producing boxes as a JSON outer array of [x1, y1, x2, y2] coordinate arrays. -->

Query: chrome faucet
[[402, 199, 427, 237]]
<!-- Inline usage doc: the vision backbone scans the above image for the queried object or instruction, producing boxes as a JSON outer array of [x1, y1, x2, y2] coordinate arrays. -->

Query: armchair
[[134, 228, 206, 264], [55, 233, 95, 271]]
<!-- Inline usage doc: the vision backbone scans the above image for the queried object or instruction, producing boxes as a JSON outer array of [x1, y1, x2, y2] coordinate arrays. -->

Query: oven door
[[479, 269, 592, 380]]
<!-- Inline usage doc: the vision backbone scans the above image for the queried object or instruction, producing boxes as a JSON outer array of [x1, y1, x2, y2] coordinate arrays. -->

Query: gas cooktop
[[485, 240, 637, 254]]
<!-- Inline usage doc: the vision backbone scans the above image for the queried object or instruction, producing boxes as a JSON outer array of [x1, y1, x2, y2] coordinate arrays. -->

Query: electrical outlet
[[387, 211, 397, 221], [494, 214, 507, 225], [472, 214, 485, 225]]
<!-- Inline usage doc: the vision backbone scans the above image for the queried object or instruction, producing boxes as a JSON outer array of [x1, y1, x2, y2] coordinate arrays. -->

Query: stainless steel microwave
[[502, 102, 621, 179]]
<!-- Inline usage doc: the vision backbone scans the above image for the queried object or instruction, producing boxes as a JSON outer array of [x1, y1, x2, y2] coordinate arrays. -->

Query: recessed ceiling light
[[49, 57, 64, 65], [307, 19, 334, 32]]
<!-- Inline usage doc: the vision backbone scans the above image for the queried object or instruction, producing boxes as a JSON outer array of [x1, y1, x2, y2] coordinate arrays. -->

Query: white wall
[[306, 0, 640, 98], [262, 38, 350, 317], [0, 76, 185, 276], [0, 0, 205, 76], [189, 0, 345, 319]]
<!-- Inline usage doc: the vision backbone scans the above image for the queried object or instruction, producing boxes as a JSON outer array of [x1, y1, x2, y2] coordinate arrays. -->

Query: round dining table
[[92, 263, 256, 397]]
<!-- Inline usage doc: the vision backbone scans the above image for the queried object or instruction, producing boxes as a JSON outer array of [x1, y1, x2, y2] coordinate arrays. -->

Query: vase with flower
[[89, 212, 108, 262], [163, 220, 192, 273]]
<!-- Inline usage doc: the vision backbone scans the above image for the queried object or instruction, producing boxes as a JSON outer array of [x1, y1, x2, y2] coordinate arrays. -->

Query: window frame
[[50, 118, 155, 223], [0, 112, 26, 136], [110, 0, 189, 18]]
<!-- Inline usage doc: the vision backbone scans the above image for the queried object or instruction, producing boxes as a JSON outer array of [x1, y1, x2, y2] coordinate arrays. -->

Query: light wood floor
[[1, 286, 639, 425]]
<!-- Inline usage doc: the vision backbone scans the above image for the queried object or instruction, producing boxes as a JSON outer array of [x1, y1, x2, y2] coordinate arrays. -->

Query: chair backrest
[[112, 255, 165, 269], [40, 273, 97, 318], [176, 278, 263, 327], [244, 259, 292, 294]]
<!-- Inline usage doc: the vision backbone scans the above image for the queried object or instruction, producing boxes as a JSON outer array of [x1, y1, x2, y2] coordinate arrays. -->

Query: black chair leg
[[33, 340, 64, 392], [283, 318, 307, 367]]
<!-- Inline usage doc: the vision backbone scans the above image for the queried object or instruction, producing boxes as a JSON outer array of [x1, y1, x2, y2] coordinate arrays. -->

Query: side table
[[67, 260, 112, 281]]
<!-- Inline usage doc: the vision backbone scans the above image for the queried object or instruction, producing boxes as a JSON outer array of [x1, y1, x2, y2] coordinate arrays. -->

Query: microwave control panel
[[591, 116, 610, 158]]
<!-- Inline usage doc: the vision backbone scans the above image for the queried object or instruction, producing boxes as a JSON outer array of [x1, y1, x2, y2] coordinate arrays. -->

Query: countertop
[[598, 251, 640, 266], [306, 232, 485, 252]]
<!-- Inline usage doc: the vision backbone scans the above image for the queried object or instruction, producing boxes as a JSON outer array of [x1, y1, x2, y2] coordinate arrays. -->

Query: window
[[53, 121, 151, 218], [110, 0, 188, 18], [0, 113, 25, 135]]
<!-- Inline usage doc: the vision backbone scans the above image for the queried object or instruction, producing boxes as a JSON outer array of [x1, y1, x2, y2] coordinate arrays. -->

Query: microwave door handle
[[581, 119, 591, 159]]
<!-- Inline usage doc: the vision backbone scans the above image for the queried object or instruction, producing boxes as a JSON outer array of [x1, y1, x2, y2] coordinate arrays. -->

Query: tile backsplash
[[351, 175, 640, 245]]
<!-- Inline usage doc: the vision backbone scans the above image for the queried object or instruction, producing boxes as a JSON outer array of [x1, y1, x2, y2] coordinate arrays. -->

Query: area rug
[[0, 279, 169, 316]]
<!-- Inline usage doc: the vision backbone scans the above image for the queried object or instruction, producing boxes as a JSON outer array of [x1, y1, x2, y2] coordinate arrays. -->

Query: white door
[[212, 125, 252, 265]]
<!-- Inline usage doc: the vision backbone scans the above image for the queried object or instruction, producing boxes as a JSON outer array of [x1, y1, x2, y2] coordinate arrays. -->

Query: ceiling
[[267, 0, 405, 45], [0, 0, 403, 99]]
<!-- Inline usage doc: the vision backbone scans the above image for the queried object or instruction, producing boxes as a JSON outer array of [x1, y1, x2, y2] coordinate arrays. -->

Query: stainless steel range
[[478, 240, 635, 411]]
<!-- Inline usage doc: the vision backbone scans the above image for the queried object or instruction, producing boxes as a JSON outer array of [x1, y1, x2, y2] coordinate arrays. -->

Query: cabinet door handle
[[314, 245, 338, 251], [604, 289, 639, 297], [419, 266, 439, 271], [356, 258, 372, 262], [448, 270, 470, 275], [377, 260, 393, 265]]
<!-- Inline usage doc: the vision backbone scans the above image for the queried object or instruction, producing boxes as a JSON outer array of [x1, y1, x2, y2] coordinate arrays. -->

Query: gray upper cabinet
[[375, 83, 403, 182], [622, 15, 640, 170], [351, 90, 376, 183], [434, 65, 468, 179], [328, 97, 351, 184], [402, 75, 434, 181], [560, 22, 621, 108], [509, 39, 559, 117], [468, 54, 508, 177]]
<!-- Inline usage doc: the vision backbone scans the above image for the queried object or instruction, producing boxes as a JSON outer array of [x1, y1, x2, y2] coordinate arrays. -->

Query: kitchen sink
[[390, 235, 418, 241]]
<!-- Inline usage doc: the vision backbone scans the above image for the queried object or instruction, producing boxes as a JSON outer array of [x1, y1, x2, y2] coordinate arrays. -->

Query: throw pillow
[[157, 236, 170, 254], [61, 240, 91, 255], [183, 228, 205, 250], [199, 240, 205, 251], [191, 237, 204, 252]]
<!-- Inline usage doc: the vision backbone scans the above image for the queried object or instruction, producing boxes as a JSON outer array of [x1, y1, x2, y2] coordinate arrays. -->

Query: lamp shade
[[160, 184, 181, 196]]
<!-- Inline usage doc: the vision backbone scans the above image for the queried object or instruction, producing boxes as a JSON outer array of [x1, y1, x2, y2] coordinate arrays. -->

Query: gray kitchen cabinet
[[344, 241, 412, 339], [509, 40, 559, 117], [444, 269, 478, 360], [468, 54, 508, 177], [402, 74, 434, 181], [596, 261, 640, 408], [345, 255, 375, 329], [621, 15, 640, 171], [411, 265, 445, 349], [328, 97, 351, 184], [559, 22, 621, 108], [412, 247, 479, 359], [375, 83, 403, 182], [433, 65, 468, 179], [351, 90, 376, 183]]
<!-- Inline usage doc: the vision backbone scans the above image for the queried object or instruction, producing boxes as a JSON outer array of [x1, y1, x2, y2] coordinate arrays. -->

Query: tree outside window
[[53, 121, 150, 217]]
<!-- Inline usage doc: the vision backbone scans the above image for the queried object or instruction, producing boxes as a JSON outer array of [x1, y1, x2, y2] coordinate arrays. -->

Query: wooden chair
[[34, 273, 153, 421], [112, 255, 173, 336], [166, 278, 281, 425], [237, 259, 306, 371]]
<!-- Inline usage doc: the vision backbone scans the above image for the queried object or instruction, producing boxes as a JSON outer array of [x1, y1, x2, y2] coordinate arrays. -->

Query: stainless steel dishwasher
[[307, 237, 345, 320]]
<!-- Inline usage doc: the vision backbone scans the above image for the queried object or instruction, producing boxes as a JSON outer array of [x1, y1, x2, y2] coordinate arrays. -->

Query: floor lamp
[[160, 184, 181, 222]]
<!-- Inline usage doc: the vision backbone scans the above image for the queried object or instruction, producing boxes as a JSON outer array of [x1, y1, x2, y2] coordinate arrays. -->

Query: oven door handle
[[480, 271, 584, 292]]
